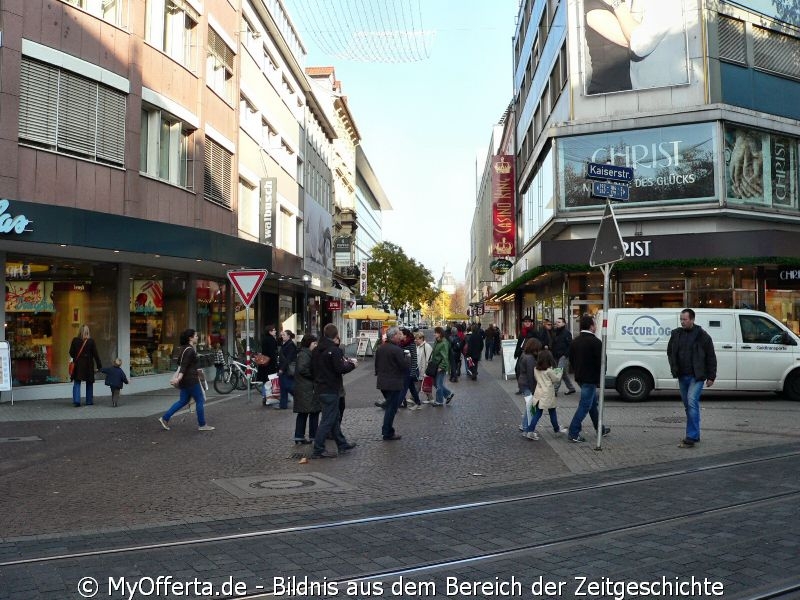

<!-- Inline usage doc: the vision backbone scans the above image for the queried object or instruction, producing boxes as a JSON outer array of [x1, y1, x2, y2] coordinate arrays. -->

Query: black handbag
[[425, 360, 439, 378]]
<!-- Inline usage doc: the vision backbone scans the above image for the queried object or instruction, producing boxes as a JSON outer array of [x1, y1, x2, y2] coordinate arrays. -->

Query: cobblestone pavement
[[1, 356, 797, 541]]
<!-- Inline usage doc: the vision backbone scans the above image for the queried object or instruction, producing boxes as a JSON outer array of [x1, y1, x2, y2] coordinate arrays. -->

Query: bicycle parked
[[213, 355, 264, 394]]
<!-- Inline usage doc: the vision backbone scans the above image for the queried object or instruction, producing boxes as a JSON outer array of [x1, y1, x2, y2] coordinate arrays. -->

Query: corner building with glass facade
[[497, 0, 800, 335]]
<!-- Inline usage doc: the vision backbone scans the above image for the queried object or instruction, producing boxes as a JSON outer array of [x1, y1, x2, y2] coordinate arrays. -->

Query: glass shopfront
[[5, 256, 118, 386]]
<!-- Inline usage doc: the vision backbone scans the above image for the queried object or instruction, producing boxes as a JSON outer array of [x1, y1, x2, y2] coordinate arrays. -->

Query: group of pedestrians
[[153, 305, 716, 453]]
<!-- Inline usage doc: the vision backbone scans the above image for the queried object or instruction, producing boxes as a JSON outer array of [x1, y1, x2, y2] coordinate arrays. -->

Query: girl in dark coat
[[69, 324, 102, 407], [292, 335, 320, 443], [258, 324, 279, 405]]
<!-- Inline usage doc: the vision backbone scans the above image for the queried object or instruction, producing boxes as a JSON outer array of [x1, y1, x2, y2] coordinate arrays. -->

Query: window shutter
[[204, 137, 232, 208], [753, 25, 800, 80], [97, 86, 127, 165], [19, 59, 59, 147], [57, 70, 98, 157], [719, 16, 746, 65]]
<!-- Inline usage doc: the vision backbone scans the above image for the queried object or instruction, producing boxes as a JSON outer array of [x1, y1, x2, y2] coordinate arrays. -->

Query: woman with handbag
[[257, 324, 279, 405], [158, 328, 215, 431], [414, 331, 434, 404], [275, 330, 297, 410], [68, 324, 102, 407]]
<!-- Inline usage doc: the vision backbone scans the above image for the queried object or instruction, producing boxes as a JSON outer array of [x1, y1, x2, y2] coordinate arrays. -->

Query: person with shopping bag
[[517, 337, 542, 438]]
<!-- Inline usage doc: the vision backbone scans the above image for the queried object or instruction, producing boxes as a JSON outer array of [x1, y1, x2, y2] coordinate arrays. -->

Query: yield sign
[[589, 201, 625, 267], [227, 269, 267, 307]]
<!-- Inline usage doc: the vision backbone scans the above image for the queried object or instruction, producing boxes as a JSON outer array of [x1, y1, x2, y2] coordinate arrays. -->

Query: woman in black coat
[[292, 335, 320, 443], [258, 324, 279, 404], [69, 324, 102, 407], [464, 323, 484, 381], [276, 330, 298, 409]]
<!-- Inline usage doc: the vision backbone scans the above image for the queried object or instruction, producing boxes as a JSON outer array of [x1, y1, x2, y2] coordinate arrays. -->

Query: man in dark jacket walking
[[311, 324, 358, 458], [667, 308, 717, 448], [375, 326, 409, 440], [567, 314, 609, 443]]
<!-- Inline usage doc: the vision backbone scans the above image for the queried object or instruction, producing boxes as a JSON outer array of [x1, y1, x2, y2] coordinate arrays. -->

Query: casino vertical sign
[[492, 156, 516, 258]]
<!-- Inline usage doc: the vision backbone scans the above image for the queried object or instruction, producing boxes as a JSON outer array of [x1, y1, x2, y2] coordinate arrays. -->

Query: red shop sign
[[326, 299, 342, 311]]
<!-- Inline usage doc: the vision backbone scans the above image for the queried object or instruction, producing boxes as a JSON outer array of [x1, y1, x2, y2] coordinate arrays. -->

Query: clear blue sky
[[285, 0, 519, 284]]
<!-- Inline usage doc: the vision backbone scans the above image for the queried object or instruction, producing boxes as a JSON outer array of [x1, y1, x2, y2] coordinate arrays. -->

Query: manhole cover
[[652, 416, 685, 423], [0, 436, 43, 443], [212, 472, 354, 498]]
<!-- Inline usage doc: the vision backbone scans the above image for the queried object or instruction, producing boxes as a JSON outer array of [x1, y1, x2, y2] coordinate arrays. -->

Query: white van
[[603, 309, 800, 401]]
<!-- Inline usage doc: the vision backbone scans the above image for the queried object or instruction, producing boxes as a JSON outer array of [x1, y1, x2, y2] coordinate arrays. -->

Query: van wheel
[[784, 371, 800, 401], [617, 369, 652, 402]]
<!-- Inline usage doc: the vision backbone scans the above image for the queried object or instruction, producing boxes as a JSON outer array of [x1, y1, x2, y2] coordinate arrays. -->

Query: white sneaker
[[158, 417, 170, 431], [407, 404, 420, 410], [557, 427, 568, 434], [525, 431, 540, 440], [198, 425, 215, 431]]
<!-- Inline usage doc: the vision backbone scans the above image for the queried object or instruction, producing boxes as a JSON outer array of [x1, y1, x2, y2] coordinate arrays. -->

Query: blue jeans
[[381, 389, 404, 438], [313, 393, 346, 453], [678, 375, 704, 442], [72, 380, 94, 406], [162, 383, 206, 427], [434, 370, 452, 404], [553, 355, 576, 394], [278, 373, 294, 409], [403, 373, 421, 405], [485, 343, 494, 360], [568, 384, 599, 439], [530, 407, 562, 432]]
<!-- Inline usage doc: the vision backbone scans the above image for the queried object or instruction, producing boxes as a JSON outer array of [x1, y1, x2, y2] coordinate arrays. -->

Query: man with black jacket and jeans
[[375, 326, 409, 440], [552, 317, 577, 396], [667, 308, 717, 448], [567, 314, 610, 443], [311, 324, 358, 458]]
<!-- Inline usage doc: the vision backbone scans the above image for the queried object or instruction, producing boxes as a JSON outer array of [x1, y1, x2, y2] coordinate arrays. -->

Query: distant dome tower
[[439, 267, 456, 295]]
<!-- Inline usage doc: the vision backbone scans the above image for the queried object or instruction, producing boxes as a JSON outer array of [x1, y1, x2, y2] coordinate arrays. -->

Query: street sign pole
[[589, 201, 625, 451], [227, 270, 268, 403]]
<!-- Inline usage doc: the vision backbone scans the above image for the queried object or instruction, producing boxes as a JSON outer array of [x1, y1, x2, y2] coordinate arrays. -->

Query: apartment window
[[240, 95, 259, 132], [262, 44, 279, 73], [207, 28, 235, 102], [146, 0, 198, 68], [140, 107, 193, 188], [19, 58, 126, 166], [204, 137, 233, 208], [62, 0, 125, 26], [261, 118, 279, 149], [241, 17, 260, 48]]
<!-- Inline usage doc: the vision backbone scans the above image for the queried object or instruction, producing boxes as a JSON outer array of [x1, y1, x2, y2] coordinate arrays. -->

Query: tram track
[[3, 449, 800, 568], [2, 449, 800, 600]]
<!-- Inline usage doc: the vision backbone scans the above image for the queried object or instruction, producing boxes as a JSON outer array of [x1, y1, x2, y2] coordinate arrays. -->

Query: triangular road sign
[[227, 269, 268, 307], [590, 201, 625, 267]]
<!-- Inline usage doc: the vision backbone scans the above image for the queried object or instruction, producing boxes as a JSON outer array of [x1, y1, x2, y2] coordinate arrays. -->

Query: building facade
[[491, 0, 800, 336], [0, 0, 389, 400]]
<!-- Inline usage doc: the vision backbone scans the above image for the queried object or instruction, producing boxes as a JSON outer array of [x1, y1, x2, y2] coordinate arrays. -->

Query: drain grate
[[212, 472, 355, 498], [652, 416, 685, 423], [0, 436, 43, 443]]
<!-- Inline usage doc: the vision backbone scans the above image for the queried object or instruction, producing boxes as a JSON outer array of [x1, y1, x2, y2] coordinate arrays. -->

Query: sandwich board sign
[[227, 270, 267, 307]]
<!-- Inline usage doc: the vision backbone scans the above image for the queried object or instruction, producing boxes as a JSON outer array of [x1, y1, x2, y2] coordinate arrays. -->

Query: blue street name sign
[[592, 181, 630, 201], [586, 162, 634, 183]]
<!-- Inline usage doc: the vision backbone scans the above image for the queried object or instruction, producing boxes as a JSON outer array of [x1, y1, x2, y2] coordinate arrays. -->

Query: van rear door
[[693, 312, 736, 390], [736, 313, 794, 390]]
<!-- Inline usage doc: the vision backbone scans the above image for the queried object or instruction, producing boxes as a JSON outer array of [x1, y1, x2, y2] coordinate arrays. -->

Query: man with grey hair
[[375, 326, 409, 441]]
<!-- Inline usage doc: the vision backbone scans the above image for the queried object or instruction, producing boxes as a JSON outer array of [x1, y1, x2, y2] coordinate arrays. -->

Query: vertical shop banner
[[724, 125, 797, 209], [559, 123, 716, 209], [359, 260, 368, 296], [260, 177, 276, 245], [334, 235, 353, 267], [303, 193, 334, 281], [492, 155, 516, 258]]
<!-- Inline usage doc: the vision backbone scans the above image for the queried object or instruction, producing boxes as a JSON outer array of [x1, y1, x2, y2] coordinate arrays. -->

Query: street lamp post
[[302, 273, 311, 335]]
